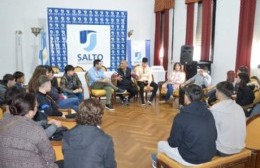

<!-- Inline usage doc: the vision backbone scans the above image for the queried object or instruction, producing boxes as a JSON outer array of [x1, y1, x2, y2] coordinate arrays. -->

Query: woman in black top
[[236, 72, 255, 106]]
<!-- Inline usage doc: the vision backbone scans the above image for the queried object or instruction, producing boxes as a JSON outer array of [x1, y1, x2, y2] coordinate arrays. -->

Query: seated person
[[182, 65, 211, 88], [115, 60, 138, 105], [28, 65, 49, 93], [35, 75, 63, 121], [210, 81, 246, 156], [0, 74, 16, 105], [60, 65, 83, 103], [208, 70, 236, 106], [152, 84, 217, 166], [3, 87, 62, 138], [46, 65, 79, 112], [13, 71, 26, 91], [0, 92, 58, 168], [63, 99, 116, 168], [88, 59, 126, 111], [135, 57, 158, 106], [160, 62, 185, 103], [236, 65, 249, 76], [235, 72, 255, 106]]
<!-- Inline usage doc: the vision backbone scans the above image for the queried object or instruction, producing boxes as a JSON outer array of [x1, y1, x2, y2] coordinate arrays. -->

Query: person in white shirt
[[210, 81, 246, 156], [135, 58, 158, 105], [160, 62, 185, 103]]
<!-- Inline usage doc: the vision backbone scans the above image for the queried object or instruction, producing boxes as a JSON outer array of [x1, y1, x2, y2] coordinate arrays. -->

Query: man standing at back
[[88, 59, 126, 111], [210, 81, 246, 156], [153, 84, 217, 166]]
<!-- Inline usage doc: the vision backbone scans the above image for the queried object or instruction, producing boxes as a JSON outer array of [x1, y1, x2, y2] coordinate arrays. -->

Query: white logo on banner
[[67, 25, 110, 70]]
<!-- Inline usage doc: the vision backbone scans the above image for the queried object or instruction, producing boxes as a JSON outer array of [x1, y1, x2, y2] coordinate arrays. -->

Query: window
[[251, 0, 260, 75], [193, 2, 202, 61], [193, 0, 216, 62]]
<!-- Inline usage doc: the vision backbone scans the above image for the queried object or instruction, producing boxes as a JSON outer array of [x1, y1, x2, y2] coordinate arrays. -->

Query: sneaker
[[116, 88, 127, 94], [121, 98, 127, 104], [141, 103, 146, 107], [148, 100, 153, 105], [151, 153, 157, 168], [125, 98, 130, 105], [105, 104, 115, 111]]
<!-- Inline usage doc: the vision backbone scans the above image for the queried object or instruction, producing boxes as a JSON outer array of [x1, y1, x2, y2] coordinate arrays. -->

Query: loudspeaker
[[180, 45, 193, 65], [185, 61, 198, 80]]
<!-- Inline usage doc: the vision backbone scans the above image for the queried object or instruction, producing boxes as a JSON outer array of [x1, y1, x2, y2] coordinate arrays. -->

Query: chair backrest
[[0, 106, 3, 120], [101, 65, 107, 72], [52, 66, 60, 74], [74, 66, 85, 72], [253, 90, 260, 104], [85, 71, 92, 97], [51, 141, 63, 161], [246, 114, 260, 150], [56, 77, 62, 88]]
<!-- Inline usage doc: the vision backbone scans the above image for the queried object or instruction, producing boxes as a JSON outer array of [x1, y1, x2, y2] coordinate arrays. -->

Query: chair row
[[157, 114, 260, 168]]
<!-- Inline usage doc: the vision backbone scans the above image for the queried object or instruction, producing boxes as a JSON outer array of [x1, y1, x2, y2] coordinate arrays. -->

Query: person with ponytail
[[0, 92, 58, 168]]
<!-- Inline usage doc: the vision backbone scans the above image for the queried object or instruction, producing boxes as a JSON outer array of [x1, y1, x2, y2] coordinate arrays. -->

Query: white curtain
[[251, 0, 260, 76], [193, 2, 202, 62]]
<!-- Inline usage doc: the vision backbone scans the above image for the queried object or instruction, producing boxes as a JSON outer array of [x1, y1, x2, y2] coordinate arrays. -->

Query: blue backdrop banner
[[47, 8, 127, 71]]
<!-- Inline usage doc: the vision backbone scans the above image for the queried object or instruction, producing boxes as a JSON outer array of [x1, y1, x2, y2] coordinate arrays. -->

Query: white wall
[[211, 0, 240, 84], [0, 0, 243, 85], [172, 0, 187, 63], [0, 0, 155, 83]]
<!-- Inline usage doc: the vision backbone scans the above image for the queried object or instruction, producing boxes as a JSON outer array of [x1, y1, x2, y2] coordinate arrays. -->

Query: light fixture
[[128, 29, 134, 37], [31, 27, 42, 37]]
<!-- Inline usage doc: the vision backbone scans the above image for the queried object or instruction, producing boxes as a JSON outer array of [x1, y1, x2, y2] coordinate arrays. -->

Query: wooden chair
[[0, 106, 3, 120], [51, 140, 63, 161], [111, 72, 138, 103], [246, 114, 260, 167], [52, 66, 60, 74], [134, 65, 157, 102], [74, 66, 85, 72], [157, 149, 251, 168], [159, 82, 180, 102], [85, 71, 114, 104]]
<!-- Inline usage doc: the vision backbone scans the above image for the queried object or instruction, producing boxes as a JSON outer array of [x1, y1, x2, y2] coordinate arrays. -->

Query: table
[[150, 66, 166, 83]]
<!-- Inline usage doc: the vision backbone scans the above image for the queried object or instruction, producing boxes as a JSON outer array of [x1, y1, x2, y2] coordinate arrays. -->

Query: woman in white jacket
[[161, 62, 186, 103]]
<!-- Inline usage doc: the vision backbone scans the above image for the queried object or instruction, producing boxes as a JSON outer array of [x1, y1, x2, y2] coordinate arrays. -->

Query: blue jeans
[[57, 97, 79, 112], [66, 92, 83, 103], [164, 84, 173, 101]]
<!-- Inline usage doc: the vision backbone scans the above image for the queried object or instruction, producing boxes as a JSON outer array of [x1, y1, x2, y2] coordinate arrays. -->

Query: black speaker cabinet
[[180, 45, 193, 65], [185, 61, 198, 80]]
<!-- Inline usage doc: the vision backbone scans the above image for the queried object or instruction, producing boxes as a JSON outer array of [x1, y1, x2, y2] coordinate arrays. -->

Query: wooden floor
[[100, 100, 179, 168]]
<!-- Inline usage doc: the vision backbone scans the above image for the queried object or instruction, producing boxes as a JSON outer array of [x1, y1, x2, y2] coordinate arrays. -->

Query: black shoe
[[116, 88, 127, 94], [105, 104, 115, 111], [121, 98, 127, 104]]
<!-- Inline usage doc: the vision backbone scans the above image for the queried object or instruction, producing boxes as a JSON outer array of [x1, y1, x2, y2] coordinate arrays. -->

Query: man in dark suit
[[115, 60, 138, 105]]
